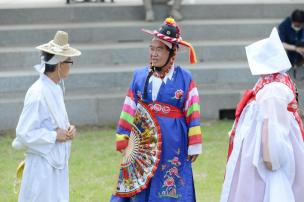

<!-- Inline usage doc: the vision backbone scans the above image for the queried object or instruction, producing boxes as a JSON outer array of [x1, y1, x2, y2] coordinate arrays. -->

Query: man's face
[[149, 39, 170, 67], [59, 57, 73, 79], [292, 22, 303, 31]]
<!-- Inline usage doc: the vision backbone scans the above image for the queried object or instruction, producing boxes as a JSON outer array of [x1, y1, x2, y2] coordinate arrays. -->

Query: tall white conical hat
[[245, 27, 291, 75]]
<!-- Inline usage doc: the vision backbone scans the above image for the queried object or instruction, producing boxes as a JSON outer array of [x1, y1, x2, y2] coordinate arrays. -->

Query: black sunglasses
[[62, 61, 74, 65]]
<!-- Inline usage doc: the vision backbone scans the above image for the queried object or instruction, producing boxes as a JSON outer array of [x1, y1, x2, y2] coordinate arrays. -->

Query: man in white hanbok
[[220, 28, 304, 202], [12, 31, 81, 202]]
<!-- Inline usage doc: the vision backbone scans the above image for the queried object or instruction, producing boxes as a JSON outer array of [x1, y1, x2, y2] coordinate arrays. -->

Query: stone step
[[0, 19, 279, 46], [0, 62, 257, 95], [0, 40, 254, 70], [0, 3, 302, 24], [0, 84, 247, 130], [1, 2, 298, 130]]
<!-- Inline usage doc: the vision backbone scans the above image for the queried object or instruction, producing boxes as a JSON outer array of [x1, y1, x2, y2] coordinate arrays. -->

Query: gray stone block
[[0, 4, 302, 24], [0, 100, 23, 130], [0, 42, 250, 70], [0, 19, 278, 47], [201, 90, 242, 120], [0, 62, 256, 94], [0, 89, 243, 130], [0, 2, 300, 130]]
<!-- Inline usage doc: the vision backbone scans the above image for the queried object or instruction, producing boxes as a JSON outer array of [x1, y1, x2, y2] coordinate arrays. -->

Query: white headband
[[34, 55, 68, 74]]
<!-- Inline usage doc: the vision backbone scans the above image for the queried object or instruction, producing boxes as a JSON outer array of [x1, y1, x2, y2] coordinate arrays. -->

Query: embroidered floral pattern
[[149, 103, 171, 114], [172, 89, 184, 100], [255, 73, 294, 93], [169, 156, 182, 166], [158, 155, 183, 198]]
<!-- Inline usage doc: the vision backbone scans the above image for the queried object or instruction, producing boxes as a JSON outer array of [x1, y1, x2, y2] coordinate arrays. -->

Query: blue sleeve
[[278, 18, 290, 43]]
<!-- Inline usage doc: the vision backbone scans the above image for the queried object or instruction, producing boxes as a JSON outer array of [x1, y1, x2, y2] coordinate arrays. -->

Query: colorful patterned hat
[[142, 17, 197, 64]]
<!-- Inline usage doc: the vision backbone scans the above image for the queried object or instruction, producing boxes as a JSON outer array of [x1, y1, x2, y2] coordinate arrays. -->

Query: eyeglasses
[[62, 61, 74, 65]]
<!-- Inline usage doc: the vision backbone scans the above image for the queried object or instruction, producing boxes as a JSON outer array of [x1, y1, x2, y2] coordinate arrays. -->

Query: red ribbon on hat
[[179, 40, 197, 64]]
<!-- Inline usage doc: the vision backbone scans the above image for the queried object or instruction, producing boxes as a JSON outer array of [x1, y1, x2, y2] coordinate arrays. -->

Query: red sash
[[227, 73, 304, 160], [148, 101, 184, 118]]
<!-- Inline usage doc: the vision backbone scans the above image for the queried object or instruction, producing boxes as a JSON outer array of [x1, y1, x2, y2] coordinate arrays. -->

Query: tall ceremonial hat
[[36, 30, 81, 57], [245, 27, 291, 75], [142, 17, 198, 64]]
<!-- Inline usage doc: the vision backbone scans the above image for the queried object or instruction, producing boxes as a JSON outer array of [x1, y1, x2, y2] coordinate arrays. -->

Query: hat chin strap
[[143, 48, 175, 101]]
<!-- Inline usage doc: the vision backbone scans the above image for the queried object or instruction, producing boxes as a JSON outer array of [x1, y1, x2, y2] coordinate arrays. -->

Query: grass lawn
[[0, 120, 232, 202]]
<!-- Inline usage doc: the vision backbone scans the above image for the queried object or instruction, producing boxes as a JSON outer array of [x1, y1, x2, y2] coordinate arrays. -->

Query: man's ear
[[55, 64, 61, 72]]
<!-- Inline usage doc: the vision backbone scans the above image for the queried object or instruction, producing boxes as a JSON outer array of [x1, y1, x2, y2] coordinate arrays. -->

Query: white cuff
[[51, 131, 57, 143], [188, 144, 202, 155]]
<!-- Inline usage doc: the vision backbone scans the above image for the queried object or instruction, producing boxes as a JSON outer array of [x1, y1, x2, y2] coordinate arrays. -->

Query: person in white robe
[[12, 30, 81, 202], [220, 28, 304, 202]]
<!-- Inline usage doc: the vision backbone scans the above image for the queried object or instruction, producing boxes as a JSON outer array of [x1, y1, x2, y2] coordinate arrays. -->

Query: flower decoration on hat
[[142, 17, 198, 64]]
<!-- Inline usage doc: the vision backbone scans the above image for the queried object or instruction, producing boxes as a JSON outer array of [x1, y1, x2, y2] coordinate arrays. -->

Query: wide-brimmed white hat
[[245, 27, 291, 75], [36, 30, 81, 57]]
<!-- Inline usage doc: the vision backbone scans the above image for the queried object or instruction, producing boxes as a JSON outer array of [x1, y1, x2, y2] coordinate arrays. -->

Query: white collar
[[40, 74, 64, 95], [40, 74, 58, 87], [149, 65, 175, 84]]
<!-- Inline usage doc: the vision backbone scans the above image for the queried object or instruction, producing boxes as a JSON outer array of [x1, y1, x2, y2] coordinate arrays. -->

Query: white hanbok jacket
[[13, 74, 71, 202], [221, 76, 304, 202]]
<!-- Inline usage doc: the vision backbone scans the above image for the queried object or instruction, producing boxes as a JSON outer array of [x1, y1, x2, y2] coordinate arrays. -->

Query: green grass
[[0, 121, 232, 202]]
